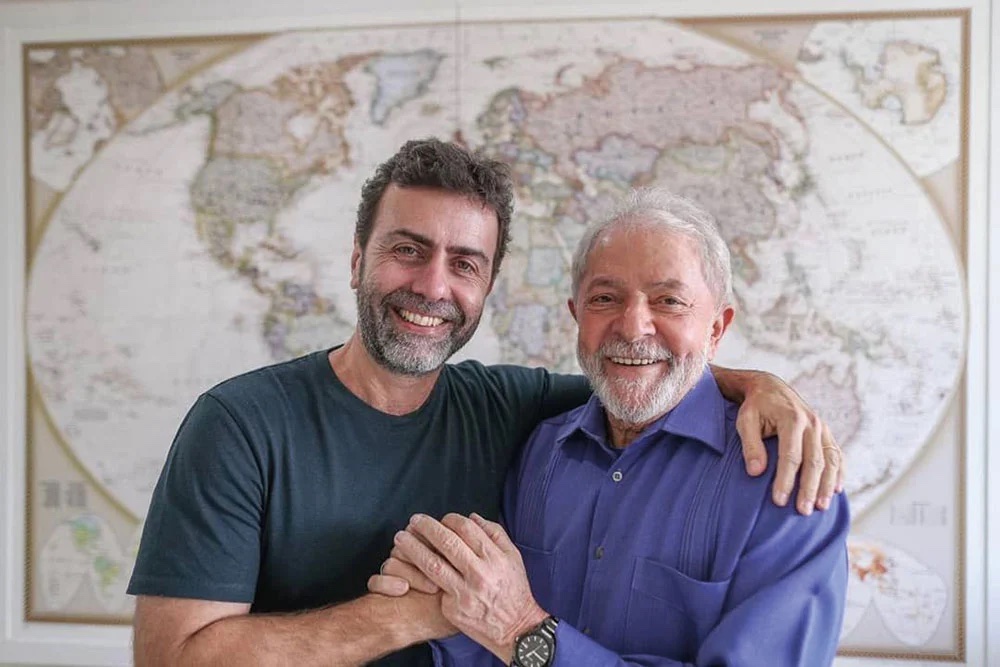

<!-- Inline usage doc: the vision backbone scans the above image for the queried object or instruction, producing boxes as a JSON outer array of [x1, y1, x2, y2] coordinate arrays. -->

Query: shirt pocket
[[515, 541, 557, 608], [624, 557, 731, 660]]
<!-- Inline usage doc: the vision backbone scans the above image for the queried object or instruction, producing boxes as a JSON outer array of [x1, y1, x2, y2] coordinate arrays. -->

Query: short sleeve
[[127, 393, 265, 603], [537, 372, 591, 421], [483, 364, 590, 446]]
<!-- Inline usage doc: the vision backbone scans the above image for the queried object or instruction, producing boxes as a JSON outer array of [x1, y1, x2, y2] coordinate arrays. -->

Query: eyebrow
[[585, 276, 690, 292], [387, 229, 491, 267]]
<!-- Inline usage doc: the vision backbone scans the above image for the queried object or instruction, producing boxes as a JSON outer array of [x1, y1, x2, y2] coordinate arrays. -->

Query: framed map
[[7, 6, 977, 664]]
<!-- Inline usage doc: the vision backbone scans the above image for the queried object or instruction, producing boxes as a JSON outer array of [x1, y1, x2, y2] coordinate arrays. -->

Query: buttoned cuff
[[552, 621, 623, 667]]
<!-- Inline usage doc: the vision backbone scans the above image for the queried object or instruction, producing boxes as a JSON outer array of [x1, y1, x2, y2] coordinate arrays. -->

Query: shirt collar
[[555, 367, 729, 456]]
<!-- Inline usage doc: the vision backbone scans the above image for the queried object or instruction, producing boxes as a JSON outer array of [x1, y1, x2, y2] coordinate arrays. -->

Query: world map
[[24, 15, 966, 656]]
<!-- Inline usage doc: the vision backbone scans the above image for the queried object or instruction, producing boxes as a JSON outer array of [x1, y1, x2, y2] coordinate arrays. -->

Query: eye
[[394, 244, 420, 258], [454, 258, 477, 274], [589, 294, 614, 305], [658, 295, 684, 306]]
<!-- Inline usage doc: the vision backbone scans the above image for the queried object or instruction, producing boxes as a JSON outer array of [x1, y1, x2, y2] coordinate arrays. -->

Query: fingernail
[[799, 500, 814, 516], [775, 492, 789, 506], [750, 458, 765, 475], [818, 496, 831, 510], [410, 514, 423, 525], [394, 530, 405, 543]]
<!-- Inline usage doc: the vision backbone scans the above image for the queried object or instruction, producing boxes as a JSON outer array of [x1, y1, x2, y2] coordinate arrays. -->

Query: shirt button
[[611, 470, 623, 482], [595, 546, 604, 559]]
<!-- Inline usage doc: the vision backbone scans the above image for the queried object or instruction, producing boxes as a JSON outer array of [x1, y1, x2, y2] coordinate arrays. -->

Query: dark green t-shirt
[[128, 348, 589, 665]]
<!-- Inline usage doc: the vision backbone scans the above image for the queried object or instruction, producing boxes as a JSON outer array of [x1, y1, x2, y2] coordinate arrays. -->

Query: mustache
[[598, 338, 674, 362], [383, 289, 464, 324]]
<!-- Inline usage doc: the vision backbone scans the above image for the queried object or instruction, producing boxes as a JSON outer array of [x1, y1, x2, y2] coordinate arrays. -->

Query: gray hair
[[570, 187, 733, 308]]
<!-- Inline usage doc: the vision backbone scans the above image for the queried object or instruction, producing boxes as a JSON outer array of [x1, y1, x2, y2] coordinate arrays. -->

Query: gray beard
[[355, 276, 477, 377], [578, 339, 708, 426]]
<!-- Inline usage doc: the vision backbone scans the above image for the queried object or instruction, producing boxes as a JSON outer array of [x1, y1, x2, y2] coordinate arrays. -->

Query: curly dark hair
[[355, 138, 514, 279]]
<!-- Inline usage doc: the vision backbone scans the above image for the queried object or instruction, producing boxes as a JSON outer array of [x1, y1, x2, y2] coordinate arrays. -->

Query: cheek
[[454, 286, 489, 316], [576, 318, 610, 353], [659, 324, 706, 355]]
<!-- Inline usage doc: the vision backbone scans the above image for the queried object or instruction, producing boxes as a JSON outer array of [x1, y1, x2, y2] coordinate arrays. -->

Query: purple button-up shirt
[[432, 369, 849, 666]]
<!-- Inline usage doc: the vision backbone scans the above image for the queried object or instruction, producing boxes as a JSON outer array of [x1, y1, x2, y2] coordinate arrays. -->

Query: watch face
[[515, 633, 552, 667]]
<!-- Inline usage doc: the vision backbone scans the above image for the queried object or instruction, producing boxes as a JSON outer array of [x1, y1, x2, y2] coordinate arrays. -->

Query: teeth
[[399, 309, 445, 327], [609, 357, 658, 366]]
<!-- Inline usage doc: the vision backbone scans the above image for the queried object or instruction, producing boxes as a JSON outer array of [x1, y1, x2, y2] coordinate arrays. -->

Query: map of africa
[[23, 14, 966, 657]]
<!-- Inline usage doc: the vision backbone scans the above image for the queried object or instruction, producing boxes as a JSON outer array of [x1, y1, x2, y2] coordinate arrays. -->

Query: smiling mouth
[[396, 308, 446, 328], [608, 357, 660, 366]]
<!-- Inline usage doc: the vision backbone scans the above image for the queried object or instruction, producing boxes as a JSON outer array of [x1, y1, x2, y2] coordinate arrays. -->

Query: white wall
[[0, 0, 994, 665]]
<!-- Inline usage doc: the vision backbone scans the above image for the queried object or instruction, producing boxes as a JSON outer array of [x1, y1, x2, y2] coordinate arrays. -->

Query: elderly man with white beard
[[370, 187, 850, 667]]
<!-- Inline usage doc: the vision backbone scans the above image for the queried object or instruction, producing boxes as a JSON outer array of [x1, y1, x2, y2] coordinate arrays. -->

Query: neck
[[605, 412, 662, 448], [328, 334, 441, 415]]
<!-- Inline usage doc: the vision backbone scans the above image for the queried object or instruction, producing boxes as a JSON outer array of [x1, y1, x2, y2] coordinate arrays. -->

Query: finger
[[795, 415, 825, 516], [816, 423, 842, 510], [394, 528, 463, 592], [407, 514, 480, 576], [390, 545, 412, 564], [735, 406, 767, 477], [441, 513, 492, 558], [383, 556, 440, 594], [470, 513, 518, 555], [834, 427, 846, 494], [367, 573, 410, 596], [837, 457, 846, 494], [771, 416, 806, 507]]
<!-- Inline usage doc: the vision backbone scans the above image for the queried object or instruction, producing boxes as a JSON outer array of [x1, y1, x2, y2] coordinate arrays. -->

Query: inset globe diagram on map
[[27, 20, 965, 531]]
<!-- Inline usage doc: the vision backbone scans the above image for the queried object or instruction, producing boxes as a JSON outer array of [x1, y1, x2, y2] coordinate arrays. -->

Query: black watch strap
[[511, 616, 559, 667], [536, 615, 558, 642]]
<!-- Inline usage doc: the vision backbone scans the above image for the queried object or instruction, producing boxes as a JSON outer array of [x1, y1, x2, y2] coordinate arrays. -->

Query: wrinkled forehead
[[582, 224, 713, 296]]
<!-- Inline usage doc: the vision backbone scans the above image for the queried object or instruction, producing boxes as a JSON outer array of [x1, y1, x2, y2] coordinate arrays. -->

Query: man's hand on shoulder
[[711, 365, 845, 516]]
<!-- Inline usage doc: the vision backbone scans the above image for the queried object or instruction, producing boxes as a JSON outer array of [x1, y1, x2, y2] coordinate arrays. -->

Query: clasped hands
[[368, 512, 546, 663]]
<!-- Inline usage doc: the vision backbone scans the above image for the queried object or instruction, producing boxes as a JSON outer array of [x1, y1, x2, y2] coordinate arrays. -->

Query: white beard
[[578, 338, 709, 426]]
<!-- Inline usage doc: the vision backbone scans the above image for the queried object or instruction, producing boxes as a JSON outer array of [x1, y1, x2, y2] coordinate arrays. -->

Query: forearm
[[709, 364, 759, 403], [163, 595, 435, 666]]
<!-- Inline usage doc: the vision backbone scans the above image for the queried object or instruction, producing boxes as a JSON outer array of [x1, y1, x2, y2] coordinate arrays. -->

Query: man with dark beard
[[375, 188, 849, 667], [128, 141, 843, 667]]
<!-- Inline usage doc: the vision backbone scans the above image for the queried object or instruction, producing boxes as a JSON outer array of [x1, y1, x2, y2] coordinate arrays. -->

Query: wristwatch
[[511, 615, 558, 667]]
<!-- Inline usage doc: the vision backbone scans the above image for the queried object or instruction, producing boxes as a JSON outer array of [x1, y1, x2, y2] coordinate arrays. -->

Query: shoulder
[[723, 400, 778, 500], [445, 360, 549, 388], [515, 401, 589, 465], [535, 401, 589, 434], [446, 361, 590, 411], [715, 398, 850, 556], [442, 360, 552, 407], [206, 349, 325, 413]]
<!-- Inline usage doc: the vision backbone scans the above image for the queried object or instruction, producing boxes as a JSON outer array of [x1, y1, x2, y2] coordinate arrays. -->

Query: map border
[[0, 2, 984, 664], [18, 9, 974, 659]]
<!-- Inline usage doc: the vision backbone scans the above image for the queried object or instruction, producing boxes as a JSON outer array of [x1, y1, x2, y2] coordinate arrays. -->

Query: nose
[[410, 253, 451, 302], [615, 299, 656, 342]]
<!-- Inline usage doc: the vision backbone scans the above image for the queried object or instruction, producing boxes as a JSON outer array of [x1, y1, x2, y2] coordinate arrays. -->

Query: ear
[[705, 304, 735, 361], [567, 298, 578, 322], [350, 239, 362, 290]]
